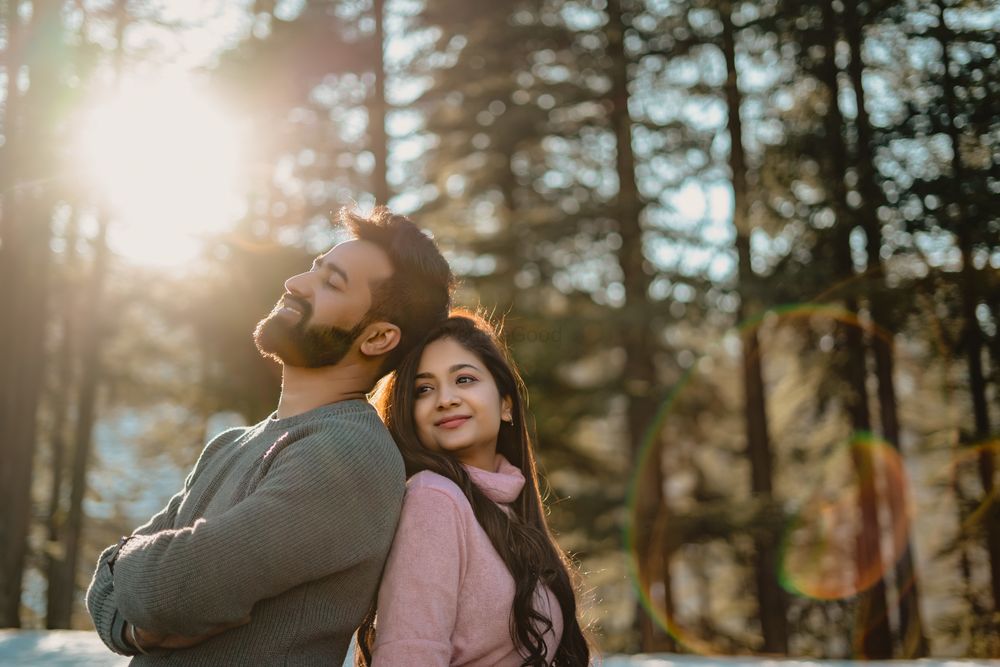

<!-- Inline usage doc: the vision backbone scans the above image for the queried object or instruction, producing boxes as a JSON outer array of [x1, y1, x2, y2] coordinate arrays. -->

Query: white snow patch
[[0, 630, 128, 666], [1, 631, 997, 666]]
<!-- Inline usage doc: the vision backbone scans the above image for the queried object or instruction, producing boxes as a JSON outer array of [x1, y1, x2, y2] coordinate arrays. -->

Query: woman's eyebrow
[[415, 363, 480, 380]]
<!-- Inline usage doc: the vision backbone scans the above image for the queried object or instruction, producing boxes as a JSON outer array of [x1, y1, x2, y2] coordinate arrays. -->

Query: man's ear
[[359, 322, 401, 358]]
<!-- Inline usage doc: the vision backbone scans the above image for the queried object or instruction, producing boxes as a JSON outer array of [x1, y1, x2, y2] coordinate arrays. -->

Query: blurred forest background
[[0, 0, 998, 660]]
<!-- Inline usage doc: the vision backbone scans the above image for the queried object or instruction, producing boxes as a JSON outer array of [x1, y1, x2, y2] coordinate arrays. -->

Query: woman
[[356, 311, 590, 666]]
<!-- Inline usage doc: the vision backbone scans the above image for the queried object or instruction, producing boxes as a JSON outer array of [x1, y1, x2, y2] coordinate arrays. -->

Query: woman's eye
[[415, 385, 432, 396], [456, 375, 477, 385]]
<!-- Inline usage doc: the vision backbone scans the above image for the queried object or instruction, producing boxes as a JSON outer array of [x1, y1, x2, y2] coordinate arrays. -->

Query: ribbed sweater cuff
[[109, 611, 133, 655], [95, 585, 134, 656]]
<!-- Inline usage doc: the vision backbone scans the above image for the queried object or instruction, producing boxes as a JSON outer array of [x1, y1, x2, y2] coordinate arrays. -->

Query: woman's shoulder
[[405, 470, 471, 508]]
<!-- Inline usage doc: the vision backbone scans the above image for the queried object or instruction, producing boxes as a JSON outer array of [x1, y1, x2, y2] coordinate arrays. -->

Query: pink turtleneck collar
[[463, 454, 525, 503]]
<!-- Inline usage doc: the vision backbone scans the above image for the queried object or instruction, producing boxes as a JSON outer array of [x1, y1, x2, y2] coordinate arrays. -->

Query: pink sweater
[[371, 455, 563, 666]]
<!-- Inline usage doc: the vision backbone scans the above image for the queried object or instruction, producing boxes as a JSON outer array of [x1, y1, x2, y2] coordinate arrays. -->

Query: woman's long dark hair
[[355, 311, 590, 666]]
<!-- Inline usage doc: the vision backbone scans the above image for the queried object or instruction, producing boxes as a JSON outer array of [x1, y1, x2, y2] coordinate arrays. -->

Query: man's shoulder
[[300, 402, 396, 452], [199, 426, 251, 460], [274, 403, 403, 483]]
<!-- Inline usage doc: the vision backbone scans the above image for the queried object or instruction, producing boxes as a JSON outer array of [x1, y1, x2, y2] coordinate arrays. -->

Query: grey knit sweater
[[86, 399, 405, 666]]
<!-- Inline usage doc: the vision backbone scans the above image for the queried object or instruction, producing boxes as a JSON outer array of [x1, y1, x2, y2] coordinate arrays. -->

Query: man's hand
[[129, 616, 251, 651]]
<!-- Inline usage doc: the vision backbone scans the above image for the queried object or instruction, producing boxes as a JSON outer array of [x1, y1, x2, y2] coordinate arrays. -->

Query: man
[[86, 207, 453, 665]]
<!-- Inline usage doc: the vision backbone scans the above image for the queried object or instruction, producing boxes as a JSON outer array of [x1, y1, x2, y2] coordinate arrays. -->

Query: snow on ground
[[1, 630, 997, 666], [0, 630, 128, 666]]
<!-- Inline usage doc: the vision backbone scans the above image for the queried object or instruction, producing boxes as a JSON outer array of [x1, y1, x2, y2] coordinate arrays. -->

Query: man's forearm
[[86, 431, 232, 651], [86, 483, 192, 653], [85, 544, 137, 656], [126, 615, 253, 652]]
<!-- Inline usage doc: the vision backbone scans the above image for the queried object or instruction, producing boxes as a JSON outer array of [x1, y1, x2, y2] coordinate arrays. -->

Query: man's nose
[[284, 270, 312, 296]]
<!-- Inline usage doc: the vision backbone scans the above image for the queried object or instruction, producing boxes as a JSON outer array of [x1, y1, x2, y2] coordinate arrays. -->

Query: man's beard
[[254, 297, 368, 368]]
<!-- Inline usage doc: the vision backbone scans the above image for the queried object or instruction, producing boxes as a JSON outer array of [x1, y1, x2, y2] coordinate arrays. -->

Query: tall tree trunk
[[817, 0, 893, 657], [44, 216, 80, 629], [841, 0, 928, 656], [49, 2, 126, 625], [0, 0, 61, 626], [990, 293, 1000, 432], [605, 0, 660, 651], [492, 144, 519, 313], [632, 440, 675, 651], [0, 0, 22, 311], [934, 0, 1000, 642], [56, 219, 110, 629], [0, 1, 22, 619], [720, 0, 788, 653], [371, 0, 389, 204], [655, 501, 677, 653]]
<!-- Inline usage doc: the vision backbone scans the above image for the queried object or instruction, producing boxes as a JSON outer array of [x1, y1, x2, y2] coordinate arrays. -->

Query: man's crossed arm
[[86, 425, 402, 656]]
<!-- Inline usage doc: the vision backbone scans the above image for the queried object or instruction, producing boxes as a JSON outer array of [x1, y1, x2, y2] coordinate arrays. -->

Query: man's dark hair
[[342, 206, 454, 375]]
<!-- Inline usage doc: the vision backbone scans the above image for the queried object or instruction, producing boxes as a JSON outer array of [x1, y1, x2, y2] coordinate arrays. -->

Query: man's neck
[[275, 362, 373, 419]]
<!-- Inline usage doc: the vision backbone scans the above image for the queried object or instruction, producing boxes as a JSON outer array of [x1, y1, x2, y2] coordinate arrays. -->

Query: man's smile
[[279, 295, 309, 318]]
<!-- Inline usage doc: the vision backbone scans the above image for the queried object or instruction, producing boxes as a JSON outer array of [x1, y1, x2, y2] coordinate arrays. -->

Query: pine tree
[[0, 0, 70, 626]]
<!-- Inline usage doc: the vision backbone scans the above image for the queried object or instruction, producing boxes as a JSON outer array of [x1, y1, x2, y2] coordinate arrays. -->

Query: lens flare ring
[[624, 301, 918, 654]]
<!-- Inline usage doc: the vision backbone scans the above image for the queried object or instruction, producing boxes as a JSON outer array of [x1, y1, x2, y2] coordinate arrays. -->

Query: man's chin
[[254, 318, 299, 366], [255, 340, 312, 367], [253, 315, 355, 369], [254, 330, 331, 369]]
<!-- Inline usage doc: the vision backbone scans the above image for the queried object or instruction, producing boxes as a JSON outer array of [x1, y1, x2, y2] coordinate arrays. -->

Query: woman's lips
[[436, 416, 470, 429]]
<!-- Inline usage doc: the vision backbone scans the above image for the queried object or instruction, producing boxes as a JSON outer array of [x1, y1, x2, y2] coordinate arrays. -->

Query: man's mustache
[[279, 293, 312, 321]]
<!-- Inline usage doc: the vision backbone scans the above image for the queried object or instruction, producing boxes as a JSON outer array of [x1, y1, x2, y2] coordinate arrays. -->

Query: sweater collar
[[463, 454, 525, 503], [263, 399, 371, 432]]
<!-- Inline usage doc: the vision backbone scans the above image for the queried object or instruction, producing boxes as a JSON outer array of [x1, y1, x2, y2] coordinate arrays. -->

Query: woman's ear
[[359, 322, 401, 358], [501, 396, 513, 423]]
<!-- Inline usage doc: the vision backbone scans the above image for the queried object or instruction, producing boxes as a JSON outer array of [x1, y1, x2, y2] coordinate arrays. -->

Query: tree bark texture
[[841, 0, 928, 655], [720, 0, 789, 653], [817, 0, 893, 656], [0, 0, 61, 626], [606, 0, 661, 650]]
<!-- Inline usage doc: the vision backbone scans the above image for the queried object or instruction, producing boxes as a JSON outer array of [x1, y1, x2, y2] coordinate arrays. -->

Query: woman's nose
[[437, 387, 460, 408]]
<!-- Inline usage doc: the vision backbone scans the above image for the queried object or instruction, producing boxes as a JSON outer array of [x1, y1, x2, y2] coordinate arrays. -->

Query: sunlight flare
[[75, 75, 245, 265]]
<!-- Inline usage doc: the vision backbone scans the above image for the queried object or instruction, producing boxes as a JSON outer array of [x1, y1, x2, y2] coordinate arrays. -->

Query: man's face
[[254, 239, 394, 368]]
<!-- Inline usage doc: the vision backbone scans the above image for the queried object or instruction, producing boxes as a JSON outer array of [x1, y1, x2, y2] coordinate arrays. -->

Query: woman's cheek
[[415, 415, 435, 449]]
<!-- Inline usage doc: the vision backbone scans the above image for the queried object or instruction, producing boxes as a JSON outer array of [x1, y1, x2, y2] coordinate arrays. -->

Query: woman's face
[[412, 337, 512, 471]]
